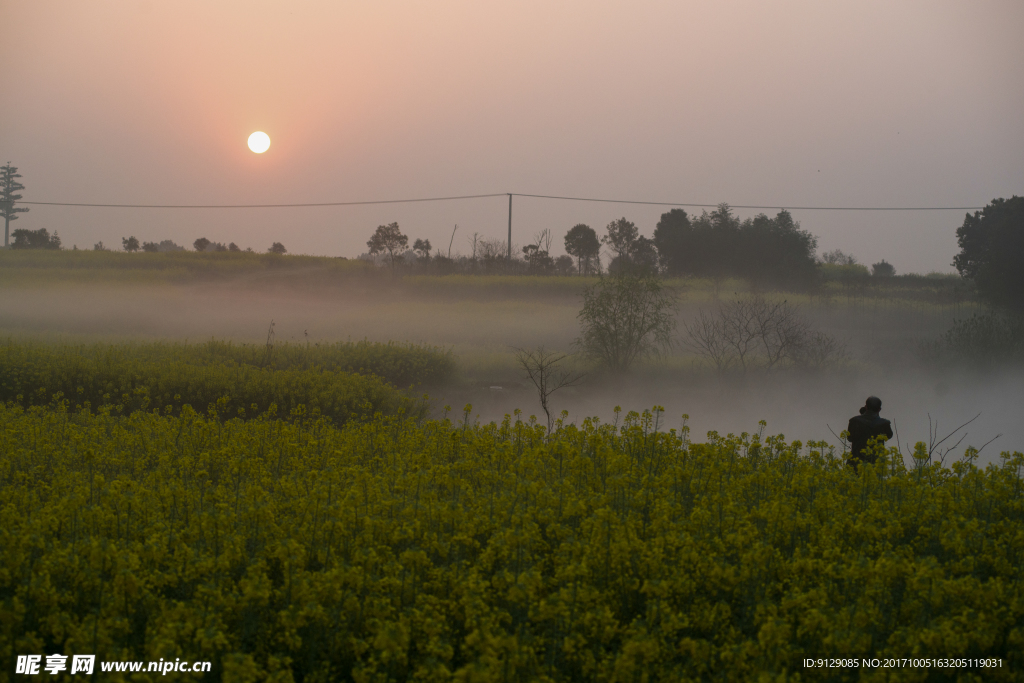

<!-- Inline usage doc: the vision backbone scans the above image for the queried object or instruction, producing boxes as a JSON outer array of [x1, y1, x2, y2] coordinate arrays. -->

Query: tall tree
[[122, 236, 141, 252], [564, 223, 600, 274], [367, 222, 408, 271], [954, 196, 1024, 310], [601, 218, 639, 259], [653, 208, 692, 275], [1, 163, 29, 248]]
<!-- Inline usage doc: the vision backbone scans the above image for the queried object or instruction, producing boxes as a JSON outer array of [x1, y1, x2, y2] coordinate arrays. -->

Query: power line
[[19, 193, 507, 208], [511, 193, 984, 211], [18, 192, 984, 211]]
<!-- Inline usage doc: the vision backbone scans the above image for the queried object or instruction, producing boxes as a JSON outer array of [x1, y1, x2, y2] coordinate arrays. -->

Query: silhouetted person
[[847, 396, 893, 470]]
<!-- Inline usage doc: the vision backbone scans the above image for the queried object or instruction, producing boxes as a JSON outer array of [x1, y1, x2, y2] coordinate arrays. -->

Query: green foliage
[[871, 259, 896, 277], [1, 404, 1021, 681], [367, 222, 409, 270], [1, 163, 30, 244], [563, 224, 601, 275], [0, 339, 455, 424], [954, 196, 1024, 311], [928, 312, 1024, 366], [0, 249, 373, 286], [654, 205, 819, 289], [576, 275, 676, 371], [10, 227, 61, 250], [818, 262, 871, 282]]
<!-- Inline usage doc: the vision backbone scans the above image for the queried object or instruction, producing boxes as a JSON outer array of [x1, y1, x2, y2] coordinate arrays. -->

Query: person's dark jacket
[[847, 411, 893, 465]]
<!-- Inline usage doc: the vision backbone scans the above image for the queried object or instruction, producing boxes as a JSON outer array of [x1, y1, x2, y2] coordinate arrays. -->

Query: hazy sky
[[3, 0, 1022, 273]]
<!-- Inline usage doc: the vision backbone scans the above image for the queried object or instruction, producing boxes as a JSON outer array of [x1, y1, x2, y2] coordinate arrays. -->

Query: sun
[[247, 131, 270, 154]]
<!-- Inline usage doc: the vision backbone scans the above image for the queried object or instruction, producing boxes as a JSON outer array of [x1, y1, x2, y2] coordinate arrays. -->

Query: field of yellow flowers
[[2, 397, 1022, 682], [0, 339, 455, 427]]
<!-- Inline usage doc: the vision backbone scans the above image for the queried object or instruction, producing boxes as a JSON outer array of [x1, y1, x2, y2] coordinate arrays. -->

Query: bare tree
[[533, 228, 553, 254], [684, 296, 846, 372], [796, 331, 850, 369], [478, 238, 507, 261], [720, 299, 762, 370], [748, 298, 806, 370], [513, 347, 584, 432], [682, 310, 735, 372]]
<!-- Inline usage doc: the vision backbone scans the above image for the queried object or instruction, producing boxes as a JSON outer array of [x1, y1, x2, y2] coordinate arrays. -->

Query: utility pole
[[507, 193, 512, 262]]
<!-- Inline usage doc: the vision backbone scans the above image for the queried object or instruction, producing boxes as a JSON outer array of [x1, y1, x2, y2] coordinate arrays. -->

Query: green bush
[[932, 312, 1024, 365]]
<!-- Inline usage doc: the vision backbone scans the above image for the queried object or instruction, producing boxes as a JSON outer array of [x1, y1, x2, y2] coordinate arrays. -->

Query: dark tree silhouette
[[11, 227, 60, 250], [652, 209, 691, 274], [142, 241, 159, 253], [268, 242, 287, 254], [554, 255, 574, 275], [564, 223, 600, 274], [412, 238, 432, 260], [122, 236, 141, 252], [821, 249, 857, 265], [367, 222, 408, 271], [871, 260, 895, 277], [654, 204, 818, 289], [953, 196, 1024, 310], [228, 242, 241, 252], [522, 244, 555, 274], [1, 163, 29, 248], [601, 217, 639, 260], [193, 237, 211, 252]]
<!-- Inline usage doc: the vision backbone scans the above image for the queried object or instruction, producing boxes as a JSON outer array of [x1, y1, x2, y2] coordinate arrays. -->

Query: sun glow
[[247, 131, 270, 153]]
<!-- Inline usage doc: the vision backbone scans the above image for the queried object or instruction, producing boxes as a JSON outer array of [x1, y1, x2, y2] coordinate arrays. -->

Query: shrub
[[576, 274, 676, 371], [929, 311, 1024, 366]]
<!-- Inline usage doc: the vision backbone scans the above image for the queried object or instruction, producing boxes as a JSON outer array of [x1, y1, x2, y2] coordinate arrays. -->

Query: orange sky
[[2, 0, 1022, 272]]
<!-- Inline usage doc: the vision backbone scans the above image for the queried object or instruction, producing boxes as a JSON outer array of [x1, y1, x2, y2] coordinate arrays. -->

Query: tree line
[[3, 163, 1021, 305], [362, 204, 822, 288]]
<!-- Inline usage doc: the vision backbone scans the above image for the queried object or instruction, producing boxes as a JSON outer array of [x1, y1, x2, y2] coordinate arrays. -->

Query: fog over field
[[3, 276, 1016, 467]]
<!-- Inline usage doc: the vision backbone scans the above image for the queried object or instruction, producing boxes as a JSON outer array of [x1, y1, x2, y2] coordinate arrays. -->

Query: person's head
[[864, 396, 882, 413]]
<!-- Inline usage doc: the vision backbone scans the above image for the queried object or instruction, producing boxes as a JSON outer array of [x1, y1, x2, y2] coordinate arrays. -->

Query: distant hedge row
[[0, 339, 455, 424]]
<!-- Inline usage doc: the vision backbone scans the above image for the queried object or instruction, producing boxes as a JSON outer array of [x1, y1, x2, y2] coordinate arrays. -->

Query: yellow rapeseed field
[[2, 399, 1022, 682]]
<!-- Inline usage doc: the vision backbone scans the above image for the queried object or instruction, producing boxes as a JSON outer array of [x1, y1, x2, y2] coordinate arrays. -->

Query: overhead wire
[[20, 193, 507, 209], [19, 192, 985, 211], [511, 193, 985, 211]]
